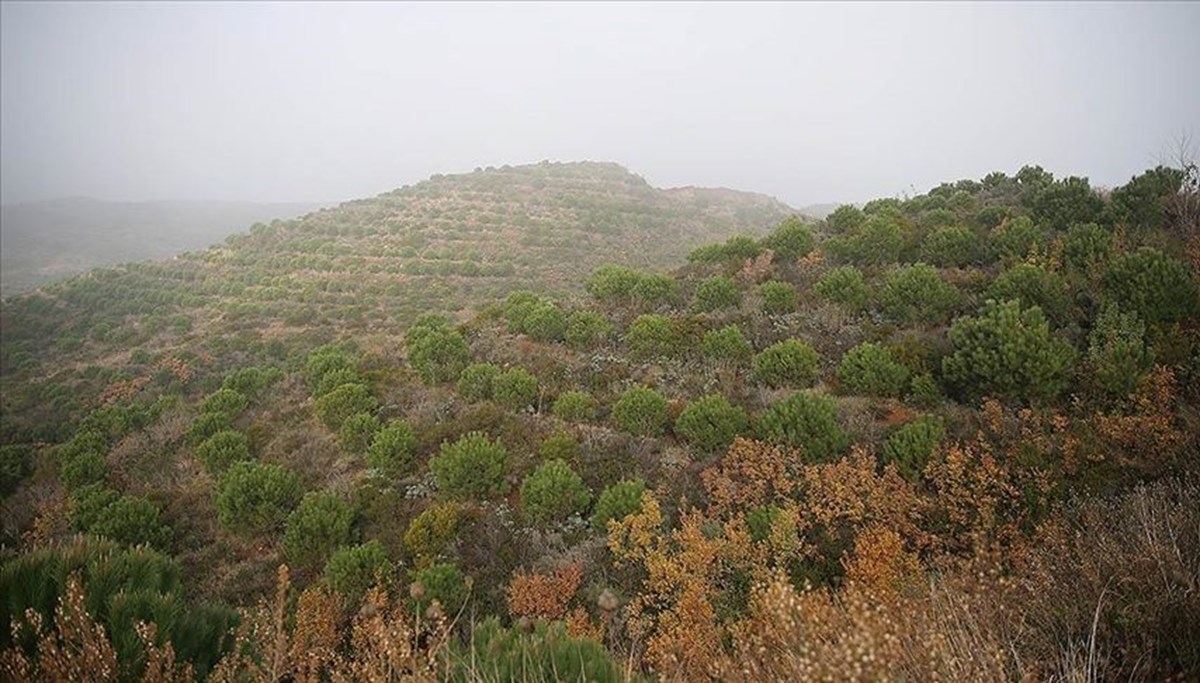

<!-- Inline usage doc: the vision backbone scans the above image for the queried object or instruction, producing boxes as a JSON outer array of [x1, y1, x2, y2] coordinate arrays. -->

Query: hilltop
[[0, 198, 322, 295], [1, 162, 1197, 681]]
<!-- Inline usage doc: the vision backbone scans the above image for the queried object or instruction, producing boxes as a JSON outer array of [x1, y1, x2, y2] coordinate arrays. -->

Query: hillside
[[0, 198, 323, 295], [1, 163, 1198, 681], [0, 161, 791, 441]]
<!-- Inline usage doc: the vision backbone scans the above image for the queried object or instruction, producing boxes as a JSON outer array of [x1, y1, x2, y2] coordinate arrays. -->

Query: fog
[[2, 2, 1197, 208]]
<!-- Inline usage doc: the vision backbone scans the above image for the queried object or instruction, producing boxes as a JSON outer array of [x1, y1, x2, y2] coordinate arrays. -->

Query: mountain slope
[[0, 198, 323, 295]]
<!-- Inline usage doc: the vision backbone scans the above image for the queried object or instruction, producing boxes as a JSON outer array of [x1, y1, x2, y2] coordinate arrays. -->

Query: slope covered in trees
[[1, 162, 1198, 681]]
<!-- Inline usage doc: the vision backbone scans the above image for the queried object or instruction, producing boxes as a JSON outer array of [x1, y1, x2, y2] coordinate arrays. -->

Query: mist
[[2, 1, 1197, 208]]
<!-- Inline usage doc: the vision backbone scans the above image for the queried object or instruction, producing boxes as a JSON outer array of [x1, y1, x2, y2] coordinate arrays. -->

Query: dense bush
[[612, 386, 669, 437], [1029, 176, 1106, 231], [907, 372, 942, 408], [814, 266, 869, 311], [752, 339, 820, 389], [585, 265, 678, 308], [878, 263, 960, 324], [313, 367, 362, 398], [919, 226, 984, 267], [447, 618, 623, 683], [689, 235, 763, 264], [942, 299, 1077, 403], [986, 263, 1069, 322], [880, 416, 945, 480], [1109, 166, 1184, 231], [200, 389, 248, 417], [836, 343, 910, 397], [366, 420, 419, 475], [503, 291, 544, 333], [457, 363, 500, 402], [626, 314, 678, 359], [305, 345, 354, 388], [829, 213, 904, 265], [1103, 248, 1197, 325], [61, 450, 107, 490], [492, 367, 539, 412], [520, 459, 591, 525], [185, 411, 231, 447], [430, 432, 509, 499], [0, 444, 32, 496], [1063, 222, 1112, 272], [755, 392, 849, 462], [1087, 305, 1155, 399], [592, 479, 647, 532], [693, 275, 742, 312], [195, 429, 251, 474], [282, 492, 354, 569], [674, 394, 750, 452], [340, 412, 381, 452], [762, 216, 815, 260], [523, 302, 567, 342], [406, 316, 470, 384], [759, 280, 798, 314], [564, 310, 613, 349], [214, 461, 303, 533], [552, 391, 598, 422], [222, 365, 283, 399], [826, 204, 866, 234], [87, 495, 172, 549], [701, 324, 753, 363], [990, 216, 1042, 261], [325, 540, 392, 601], [314, 382, 378, 432], [409, 562, 468, 614], [538, 431, 578, 461], [405, 502, 463, 565]]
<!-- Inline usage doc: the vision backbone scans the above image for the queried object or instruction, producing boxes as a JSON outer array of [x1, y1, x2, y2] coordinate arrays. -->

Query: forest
[[1, 161, 1198, 681]]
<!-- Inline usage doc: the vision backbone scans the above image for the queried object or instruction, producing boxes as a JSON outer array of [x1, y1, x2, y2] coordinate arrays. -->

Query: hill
[[1, 162, 1197, 681], [0, 198, 323, 295]]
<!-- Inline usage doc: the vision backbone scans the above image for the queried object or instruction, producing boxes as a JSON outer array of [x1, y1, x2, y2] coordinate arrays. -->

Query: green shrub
[[185, 412, 232, 447], [314, 382, 377, 432], [701, 325, 753, 363], [1103, 248, 1198, 325], [827, 205, 866, 234], [920, 226, 984, 267], [340, 412, 381, 453], [457, 363, 500, 402], [325, 540, 392, 601], [87, 495, 172, 548], [201, 389, 248, 417], [830, 213, 904, 265], [755, 392, 849, 462], [503, 291, 543, 333], [520, 459, 591, 525], [814, 266, 870, 311], [222, 366, 284, 398], [313, 367, 362, 398], [586, 265, 640, 303], [552, 391, 597, 422], [215, 461, 303, 533], [564, 310, 613, 349], [405, 502, 463, 565], [305, 346, 354, 387], [689, 235, 763, 264], [1063, 222, 1112, 272], [71, 484, 121, 531], [879, 263, 960, 324], [430, 432, 508, 499], [62, 451, 107, 490], [942, 299, 1077, 403], [492, 368, 539, 412], [366, 420, 418, 475], [1029, 176, 1106, 231], [746, 505, 782, 543], [753, 339, 820, 389], [881, 417, 945, 480], [195, 430, 251, 474], [591, 479, 646, 532], [990, 216, 1043, 261], [406, 316, 470, 385], [283, 492, 354, 569], [907, 373, 942, 408], [446, 618, 623, 683], [632, 273, 680, 309], [409, 562, 468, 614], [0, 444, 32, 496], [836, 343, 910, 397], [1087, 305, 1154, 399], [760, 280, 798, 315], [987, 264, 1070, 322], [1110, 166, 1185, 231], [626, 314, 678, 359], [693, 275, 742, 312], [612, 387, 669, 437], [762, 216, 815, 260], [523, 302, 567, 342], [538, 431, 577, 461], [674, 395, 749, 452]]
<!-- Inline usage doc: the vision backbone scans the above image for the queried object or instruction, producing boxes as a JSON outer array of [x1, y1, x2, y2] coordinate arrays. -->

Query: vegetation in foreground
[[2, 161, 1199, 681]]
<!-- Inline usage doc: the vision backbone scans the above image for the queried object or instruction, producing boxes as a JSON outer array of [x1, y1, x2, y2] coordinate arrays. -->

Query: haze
[[2, 1, 1198, 208]]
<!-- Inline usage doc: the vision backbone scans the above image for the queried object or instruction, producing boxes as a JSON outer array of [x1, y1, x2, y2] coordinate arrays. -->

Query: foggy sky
[[2, 2, 1198, 209]]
